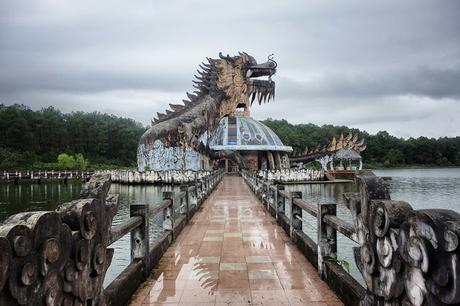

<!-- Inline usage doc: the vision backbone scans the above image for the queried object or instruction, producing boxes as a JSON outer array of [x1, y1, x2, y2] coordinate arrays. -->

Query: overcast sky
[[1, 0, 459, 138]]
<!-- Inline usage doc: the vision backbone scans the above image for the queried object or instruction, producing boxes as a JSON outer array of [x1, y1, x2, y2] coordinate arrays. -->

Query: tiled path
[[128, 175, 343, 306]]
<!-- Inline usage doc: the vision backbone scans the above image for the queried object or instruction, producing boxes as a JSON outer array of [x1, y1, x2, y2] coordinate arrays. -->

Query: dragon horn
[[346, 132, 353, 142], [352, 133, 359, 143], [219, 52, 231, 60]]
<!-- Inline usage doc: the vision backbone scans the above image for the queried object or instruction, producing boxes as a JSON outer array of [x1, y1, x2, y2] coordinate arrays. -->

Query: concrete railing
[[0, 170, 93, 182], [96, 169, 216, 184], [242, 169, 460, 306], [255, 168, 325, 182], [0, 169, 224, 306]]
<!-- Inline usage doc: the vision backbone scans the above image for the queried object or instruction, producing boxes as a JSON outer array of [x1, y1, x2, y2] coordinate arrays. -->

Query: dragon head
[[195, 51, 277, 117]]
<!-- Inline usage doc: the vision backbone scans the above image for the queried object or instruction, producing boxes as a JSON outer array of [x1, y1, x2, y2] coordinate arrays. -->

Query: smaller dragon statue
[[290, 131, 366, 163]]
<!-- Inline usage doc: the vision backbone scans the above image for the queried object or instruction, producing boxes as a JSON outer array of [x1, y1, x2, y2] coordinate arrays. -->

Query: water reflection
[[283, 182, 362, 283], [0, 181, 82, 222], [374, 168, 460, 210], [105, 184, 182, 286]]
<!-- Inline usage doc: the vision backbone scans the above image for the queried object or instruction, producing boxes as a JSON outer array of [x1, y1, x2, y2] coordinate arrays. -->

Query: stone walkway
[[128, 175, 343, 306]]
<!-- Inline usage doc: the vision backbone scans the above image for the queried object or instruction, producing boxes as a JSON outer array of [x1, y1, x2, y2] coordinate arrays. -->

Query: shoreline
[[364, 165, 460, 170]]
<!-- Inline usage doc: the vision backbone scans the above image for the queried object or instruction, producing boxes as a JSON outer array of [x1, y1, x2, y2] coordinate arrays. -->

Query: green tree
[[384, 149, 405, 166], [75, 153, 89, 170], [57, 153, 76, 169], [0, 104, 146, 169]]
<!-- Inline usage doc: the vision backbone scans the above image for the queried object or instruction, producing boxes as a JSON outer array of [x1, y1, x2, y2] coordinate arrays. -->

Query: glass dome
[[208, 116, 293, 152]]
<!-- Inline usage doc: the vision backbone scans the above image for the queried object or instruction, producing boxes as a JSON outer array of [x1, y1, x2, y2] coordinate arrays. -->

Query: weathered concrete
[[128, 176, 343, 305], [96, 169, 212, 184], [0, 170, 93, 182]]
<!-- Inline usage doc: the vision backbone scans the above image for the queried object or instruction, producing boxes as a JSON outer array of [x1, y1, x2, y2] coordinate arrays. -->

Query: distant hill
[[261, 118, 460, 168]]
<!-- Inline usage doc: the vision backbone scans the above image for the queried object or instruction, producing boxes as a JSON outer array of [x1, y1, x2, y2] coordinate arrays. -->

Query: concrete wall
[[137, 140, 210, 171]]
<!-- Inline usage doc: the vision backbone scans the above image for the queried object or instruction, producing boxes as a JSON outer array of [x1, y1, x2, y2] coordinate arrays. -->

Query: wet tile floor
[[128, 175, 343, 306]]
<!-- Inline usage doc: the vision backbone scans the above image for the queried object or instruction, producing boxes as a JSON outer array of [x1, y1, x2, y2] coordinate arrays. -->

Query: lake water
[[1, 168, 459, 286]]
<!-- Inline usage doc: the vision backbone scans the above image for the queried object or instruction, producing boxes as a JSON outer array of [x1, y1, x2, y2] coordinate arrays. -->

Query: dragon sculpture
[[138, 52, 277, 171], [290, 131, 367, 168]]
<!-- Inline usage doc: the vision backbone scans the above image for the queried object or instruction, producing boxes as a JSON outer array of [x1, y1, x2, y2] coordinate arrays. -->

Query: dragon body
[[138, 52, 277, 171], [290, 132, 366, 167]]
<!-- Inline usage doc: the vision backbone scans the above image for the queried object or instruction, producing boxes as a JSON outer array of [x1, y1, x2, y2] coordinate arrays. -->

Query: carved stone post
[[190, 186, 198, 209], [162, 192, 175, 239], [277, 185, 285, 219], [195, 181, 200, 206], [199, 179, 205, 200], [290, 191, 302, 239], [180, 186, 190, 222], [202, 176, 207, 197], [318, 203, 337, 278], [130, 204, 150, 277], [273, 185, 280, 220], [266, 183, 271, 211]]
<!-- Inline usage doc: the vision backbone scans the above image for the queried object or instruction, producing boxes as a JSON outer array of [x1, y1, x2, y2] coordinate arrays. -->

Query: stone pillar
[[273, 151, 282, 170], [260, 155, 268, 170], [267, 152, 275, 170]]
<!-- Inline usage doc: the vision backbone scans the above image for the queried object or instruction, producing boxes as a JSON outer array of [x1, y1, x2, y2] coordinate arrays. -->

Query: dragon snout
[[246, 62, 276, 78]]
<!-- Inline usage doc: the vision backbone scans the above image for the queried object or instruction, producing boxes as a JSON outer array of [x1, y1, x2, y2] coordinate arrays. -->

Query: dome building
[[208, 116, 292, 172]]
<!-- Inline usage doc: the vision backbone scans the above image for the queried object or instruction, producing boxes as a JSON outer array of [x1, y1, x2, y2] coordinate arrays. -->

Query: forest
[[262, 119, 460, 168], [1, 104, 459, 169], [0, 104, 146, 169]]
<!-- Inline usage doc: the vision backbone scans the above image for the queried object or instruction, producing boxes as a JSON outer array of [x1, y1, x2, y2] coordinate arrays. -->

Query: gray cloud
[[277, 66, 460, 100], [1, 0, 459, 138]]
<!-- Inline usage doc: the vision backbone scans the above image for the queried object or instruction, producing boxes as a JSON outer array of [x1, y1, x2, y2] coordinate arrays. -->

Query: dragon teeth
[[251, 92, 257, 104]]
